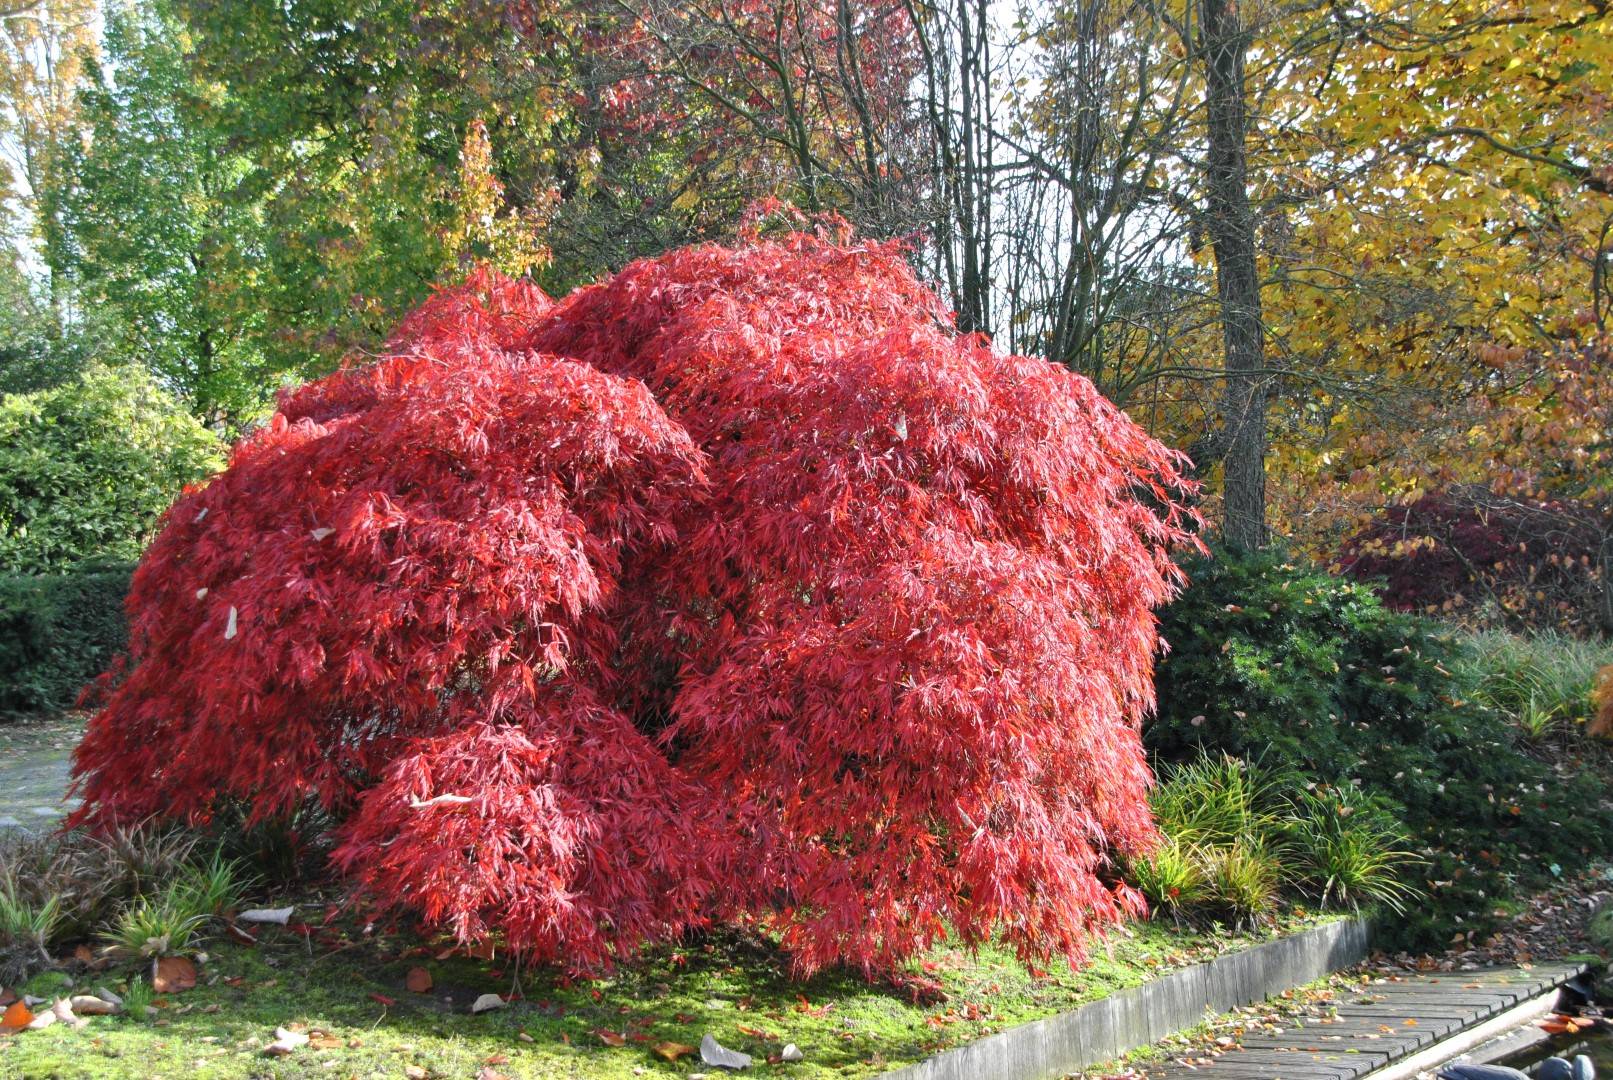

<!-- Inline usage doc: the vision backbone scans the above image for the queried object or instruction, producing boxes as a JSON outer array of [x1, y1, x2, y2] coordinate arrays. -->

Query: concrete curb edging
[[876, 918, 1372, 1080]]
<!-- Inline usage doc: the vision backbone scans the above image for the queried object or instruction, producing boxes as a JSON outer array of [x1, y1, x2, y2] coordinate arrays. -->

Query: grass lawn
[[0, 904, 1339, 1079]]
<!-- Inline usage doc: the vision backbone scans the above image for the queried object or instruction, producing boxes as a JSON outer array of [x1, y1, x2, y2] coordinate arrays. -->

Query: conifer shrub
[[72, 236, 1199, 976], [0, 562, 132, 713], [1149, 547, 1609, 948]]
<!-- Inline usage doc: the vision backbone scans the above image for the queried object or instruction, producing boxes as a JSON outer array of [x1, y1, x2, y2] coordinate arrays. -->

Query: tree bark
[[1199, 0, 1269, 550]]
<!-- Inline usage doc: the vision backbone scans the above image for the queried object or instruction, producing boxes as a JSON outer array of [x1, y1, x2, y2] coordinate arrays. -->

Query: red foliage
[[72, 232, 1198, 977], [1337, 485, 1609, 632]]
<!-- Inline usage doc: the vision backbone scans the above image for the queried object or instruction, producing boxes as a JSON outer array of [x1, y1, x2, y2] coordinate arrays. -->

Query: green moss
[[0, 913, 1339, 1078], [1588, 905, 1613, 954], [19, 969, 73, 999]]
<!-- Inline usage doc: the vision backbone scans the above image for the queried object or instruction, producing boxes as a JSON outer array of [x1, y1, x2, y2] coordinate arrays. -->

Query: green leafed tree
[[0, 362, 223, 573], [57, 0, 276, 428]]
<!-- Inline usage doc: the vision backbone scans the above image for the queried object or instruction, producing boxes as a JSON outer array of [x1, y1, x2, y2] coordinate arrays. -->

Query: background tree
[[59, 0, 272, 427], [170, 0, 588, 374], [1248, 0, 1613, 565], [0, 0, 96, 307]]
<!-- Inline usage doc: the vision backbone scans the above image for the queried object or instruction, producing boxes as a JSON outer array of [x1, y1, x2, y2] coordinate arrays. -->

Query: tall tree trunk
[[1199, 0, 1268, 549]]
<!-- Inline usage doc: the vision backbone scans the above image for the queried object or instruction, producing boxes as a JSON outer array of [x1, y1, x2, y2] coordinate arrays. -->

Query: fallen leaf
[[225, 924, 259, 946], [237, 907, 294, 926], [701, 1033, 753, 1069], [264, 1027, 310, 1056], [154, 956, 198, 993], [0, 1000, 34, 1033], [653, 1041, 696, 1062], [404, 1067, 428, 1080], [476, 1070, 508, 1080], [404, 967, 433, 994], [596, 1029, 627, 1047], [368, 992, 397, 1007], [68, 995, 118, 1016]]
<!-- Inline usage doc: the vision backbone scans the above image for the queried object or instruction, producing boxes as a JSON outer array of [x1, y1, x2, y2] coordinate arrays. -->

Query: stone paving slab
[[0, 713, 83, 828], [1140, 962, 1588, 1080]]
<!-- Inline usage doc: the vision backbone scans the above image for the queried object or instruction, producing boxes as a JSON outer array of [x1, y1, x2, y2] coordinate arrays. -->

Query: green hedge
[[0, 564, 132, 714]]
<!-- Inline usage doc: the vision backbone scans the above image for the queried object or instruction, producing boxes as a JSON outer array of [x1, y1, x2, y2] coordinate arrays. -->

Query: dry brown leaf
[[596, 1029, 627, 1047], [653, 1041, 697, 1062], [404, 967, 433, 994], [154, 956, 198, 993]]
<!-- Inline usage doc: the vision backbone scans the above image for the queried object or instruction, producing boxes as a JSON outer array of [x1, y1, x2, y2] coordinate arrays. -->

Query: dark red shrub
[[73, 232, 1198, 976], [1337, 485, 1609, 632]]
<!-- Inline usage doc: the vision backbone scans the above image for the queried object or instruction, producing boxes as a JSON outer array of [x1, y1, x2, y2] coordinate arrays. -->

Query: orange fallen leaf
[[154, 955, 198, 993], [737, 1024, 776, 1040], [596, 1029, 626, 1047], [369, 992, 397, 1007], [405, 967, 433, 993], [0, 1000, 33, 1033], [653, 1041, 697, 1062]]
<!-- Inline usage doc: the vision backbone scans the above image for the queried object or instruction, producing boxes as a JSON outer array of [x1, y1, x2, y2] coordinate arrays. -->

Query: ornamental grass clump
[[71, 231, 1198, 977]]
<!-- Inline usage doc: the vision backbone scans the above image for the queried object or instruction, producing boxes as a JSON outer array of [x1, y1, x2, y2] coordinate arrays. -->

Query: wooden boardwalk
[[1139, 961, 1589, 1080]]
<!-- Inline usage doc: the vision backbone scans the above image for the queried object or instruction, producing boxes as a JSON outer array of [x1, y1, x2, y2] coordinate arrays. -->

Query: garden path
[[0, 713, 83, 829]]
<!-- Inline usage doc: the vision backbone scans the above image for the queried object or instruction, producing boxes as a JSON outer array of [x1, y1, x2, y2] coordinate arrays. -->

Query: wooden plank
[[1237, 1031, 1434, 1052], [1330, 1004, 1488, 1019], [1338, 993, 1517, 1010], [1147, 1062, 1360, 1080], [1246, 1029, 1454, 1049]]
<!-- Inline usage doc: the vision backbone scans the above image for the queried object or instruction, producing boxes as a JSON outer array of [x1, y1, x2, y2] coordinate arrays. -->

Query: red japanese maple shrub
[[1337, 484, 1609, 632], [73, 231, 1199, 977]]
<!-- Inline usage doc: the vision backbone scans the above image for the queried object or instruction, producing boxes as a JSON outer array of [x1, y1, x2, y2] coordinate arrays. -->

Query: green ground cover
[[0, 906, 1337, 1079]]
